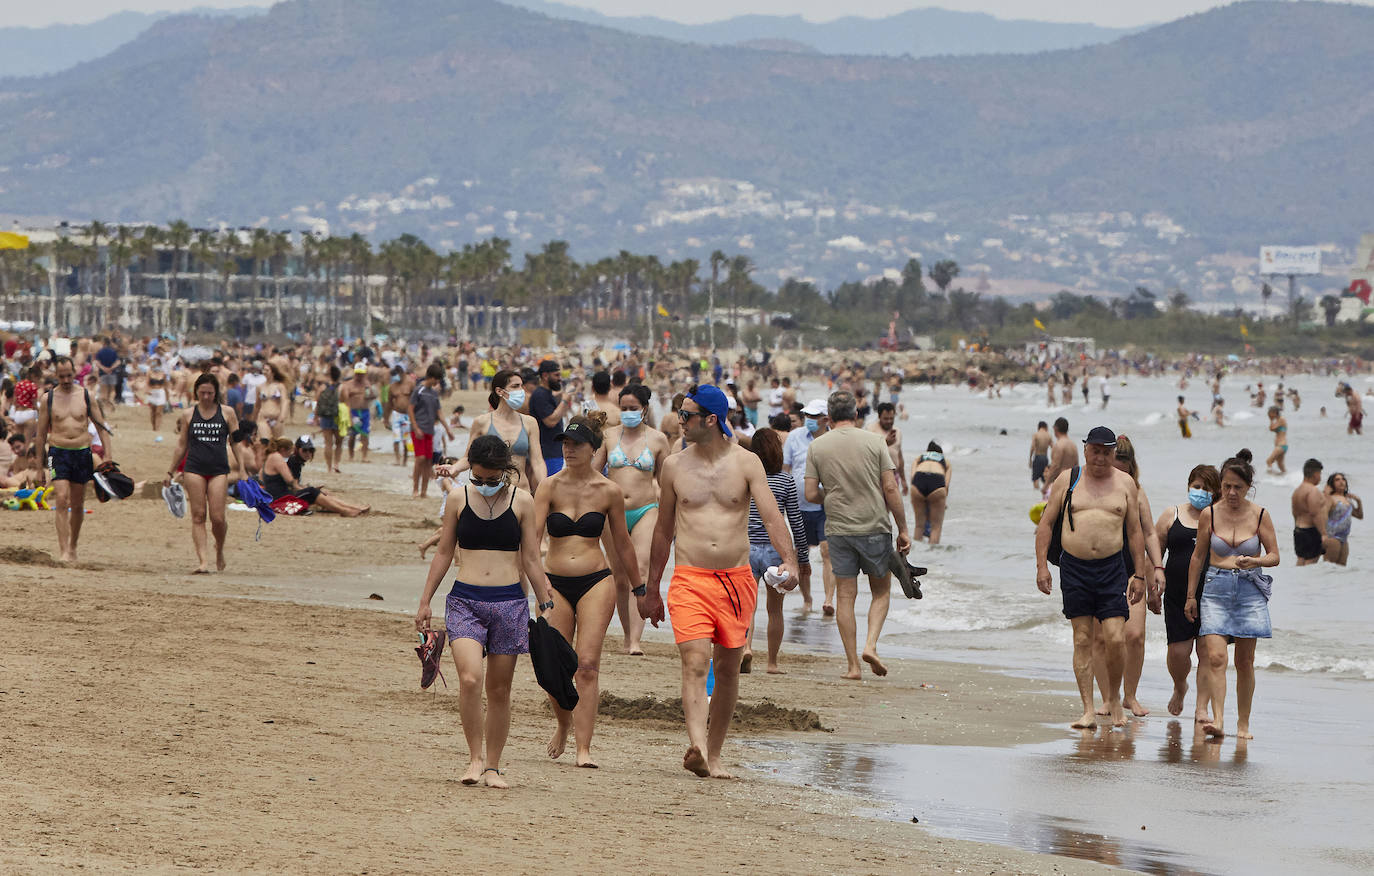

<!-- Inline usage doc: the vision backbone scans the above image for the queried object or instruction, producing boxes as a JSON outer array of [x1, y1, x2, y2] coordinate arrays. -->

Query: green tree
[[929, 259, 960, 295], [1320, 294, 1342, 327]]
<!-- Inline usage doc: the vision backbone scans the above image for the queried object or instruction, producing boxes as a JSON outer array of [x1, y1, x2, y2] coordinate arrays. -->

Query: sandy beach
[[0, 401, 1118, 874]]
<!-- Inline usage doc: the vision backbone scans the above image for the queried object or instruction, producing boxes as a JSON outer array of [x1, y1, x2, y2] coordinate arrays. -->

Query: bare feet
[[418, 544, 429, 560], [628, 648, 644, 656], [739, 653, 752, 675], [460, 762, 483, 785], [191, 566, 210, 575], [708, 764, 735, 779], [766, 664, 785, 674], [841, 668, 863, 680], [683, 745, 710, 777], [822, 604, 835, 617], [215, 545, 226, 572], [1095, 705, 1110, 716], [1202, 721, 1225, 738], [575, 753, 599, 769], [1235, 724, 1253, 740], [861, 652, 888, 677], [1071, 713, 1098, 729], [1103, 699, 1126, 728], [1124, 695, 1150, 717], [1195, 713, 1212, 724], [482, 768, 509, 789], [548, 716, 571, 760], [59, 551, 76, 564], [1168, 684, 1187, 716], [801, 601, 813, 613]]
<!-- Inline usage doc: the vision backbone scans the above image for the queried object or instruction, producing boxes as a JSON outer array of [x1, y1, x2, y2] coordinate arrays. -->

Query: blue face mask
[[473, 481, 504, 498], [621, 410, 643, 429], [504, 390, 526, 410], [1188, 488, 1212, 510], [805, 418, 819, 435]]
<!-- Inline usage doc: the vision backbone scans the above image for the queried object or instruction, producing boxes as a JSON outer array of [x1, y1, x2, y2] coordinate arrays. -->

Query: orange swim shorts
[[666, 565, 757, 649]]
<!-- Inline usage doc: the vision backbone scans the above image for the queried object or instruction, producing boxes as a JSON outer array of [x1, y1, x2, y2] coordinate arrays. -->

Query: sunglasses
[[678, 408, 704, 422], [470, 475, 504, 487]]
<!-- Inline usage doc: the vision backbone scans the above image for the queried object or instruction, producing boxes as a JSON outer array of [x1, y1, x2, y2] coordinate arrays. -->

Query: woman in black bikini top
[[532, 412, 640, 769]]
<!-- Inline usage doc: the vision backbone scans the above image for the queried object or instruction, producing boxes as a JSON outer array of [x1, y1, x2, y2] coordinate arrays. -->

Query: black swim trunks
[[1031, 453, 1048, 482], [1058, 550, 1129, 621], [1293, 526, 1323, 560], [47, 446, 95, 485]]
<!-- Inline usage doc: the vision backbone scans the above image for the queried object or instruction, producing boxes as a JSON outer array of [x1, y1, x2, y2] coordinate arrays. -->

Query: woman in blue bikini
[[595, 384, 669, 655], [1265, 407, 1287, 474], [1322, 472, 1362, 566]]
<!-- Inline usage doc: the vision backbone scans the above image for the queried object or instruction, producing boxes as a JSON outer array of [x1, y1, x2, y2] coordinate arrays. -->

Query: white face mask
[[504, 389, 526, 409], [473, 481, 504, 497], [620, 410, 643, 429]]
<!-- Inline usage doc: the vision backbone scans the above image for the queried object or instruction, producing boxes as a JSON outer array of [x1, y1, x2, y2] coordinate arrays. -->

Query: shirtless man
[[390, 367, 415, 466], [780, 377, 797, 416], [589, 371, 622, 427], [640, 385, 800, 779], [35, 356, 115, 563], [1344, 385, 1364, 435], [1043, 417, 1078, 496], [868, 402, 906, 496], [1029, 421, 1052, 490], [1035, 427, 1147, 729], [338, 363, 372, 463], [1291, 458, 1325, 566]]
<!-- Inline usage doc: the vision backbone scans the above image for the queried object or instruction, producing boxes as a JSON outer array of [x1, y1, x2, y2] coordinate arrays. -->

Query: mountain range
[[0, 7, 262, 79], [0, 0, 1369, 293]]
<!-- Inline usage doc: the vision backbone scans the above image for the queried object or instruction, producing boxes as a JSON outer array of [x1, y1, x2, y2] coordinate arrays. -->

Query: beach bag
[[92, 461, 135, 502], [1047, 466, 1080, 568]]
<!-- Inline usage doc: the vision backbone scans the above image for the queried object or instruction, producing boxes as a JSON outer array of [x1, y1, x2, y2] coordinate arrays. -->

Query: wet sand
[[0, 403, 1118, 873]]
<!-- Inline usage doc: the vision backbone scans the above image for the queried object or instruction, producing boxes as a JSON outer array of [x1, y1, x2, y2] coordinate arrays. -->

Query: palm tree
[[1260, 282, 1274, 316], [1320, 295, 1342, 327], [929, 259, 960, 295], [727, 254, 754, 343], [163, 220, 192, 332], [133, 226, 161, 331], [708, 250, 726, 350], [109, 225, 136, 326]]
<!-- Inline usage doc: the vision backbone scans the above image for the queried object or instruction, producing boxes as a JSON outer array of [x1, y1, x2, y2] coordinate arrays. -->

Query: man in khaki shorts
[[804, 391, 910, 680]]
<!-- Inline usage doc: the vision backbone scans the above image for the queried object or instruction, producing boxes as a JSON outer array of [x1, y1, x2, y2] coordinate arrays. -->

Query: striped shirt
[[749, 470, 809, 553]]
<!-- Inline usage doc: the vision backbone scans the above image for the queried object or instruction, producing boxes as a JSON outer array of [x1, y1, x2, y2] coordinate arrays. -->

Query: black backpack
[[317, 382, 339, 416], [1047, 466, 1080, 567]]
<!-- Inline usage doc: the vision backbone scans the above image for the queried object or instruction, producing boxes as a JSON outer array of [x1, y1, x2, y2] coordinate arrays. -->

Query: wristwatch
[[539, 599, 554, 612], [631, 584, 647, 597]]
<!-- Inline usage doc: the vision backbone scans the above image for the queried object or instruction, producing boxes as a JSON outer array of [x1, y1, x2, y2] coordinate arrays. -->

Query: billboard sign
[[1260, 245, 1321, 275]]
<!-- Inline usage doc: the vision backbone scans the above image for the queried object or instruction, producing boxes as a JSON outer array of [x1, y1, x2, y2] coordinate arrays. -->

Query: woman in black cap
[[533, 411, 639, 768]]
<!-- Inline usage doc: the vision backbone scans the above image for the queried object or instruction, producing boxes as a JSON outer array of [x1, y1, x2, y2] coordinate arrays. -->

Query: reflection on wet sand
[[1158, 720, 1251, 766]]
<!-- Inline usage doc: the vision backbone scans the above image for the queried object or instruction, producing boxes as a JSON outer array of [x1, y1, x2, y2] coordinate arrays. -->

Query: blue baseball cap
[[689, 384, 733, 437]]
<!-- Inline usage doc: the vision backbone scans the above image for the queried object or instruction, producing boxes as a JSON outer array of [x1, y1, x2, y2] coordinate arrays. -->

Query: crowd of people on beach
[[2, 328, 1367, 784]]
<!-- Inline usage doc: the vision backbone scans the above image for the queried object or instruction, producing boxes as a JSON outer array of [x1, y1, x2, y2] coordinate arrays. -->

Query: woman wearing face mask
[[415, 435, 556, 788], [1155, 464, 1220, 722], [594, 384, 670, 655], [454, 369, 546, 490], [534, 413, 639, 767]]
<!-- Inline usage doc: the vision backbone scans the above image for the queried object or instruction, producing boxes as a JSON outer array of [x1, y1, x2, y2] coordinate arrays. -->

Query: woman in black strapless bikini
[[532, 412, 639, 768]]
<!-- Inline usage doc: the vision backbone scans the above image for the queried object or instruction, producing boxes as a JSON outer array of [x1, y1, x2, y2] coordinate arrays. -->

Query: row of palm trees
[[0, 222, 765, 345]]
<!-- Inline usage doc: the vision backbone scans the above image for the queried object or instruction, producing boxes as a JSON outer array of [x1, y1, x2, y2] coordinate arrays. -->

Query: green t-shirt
[[805, 425, 896, 536]]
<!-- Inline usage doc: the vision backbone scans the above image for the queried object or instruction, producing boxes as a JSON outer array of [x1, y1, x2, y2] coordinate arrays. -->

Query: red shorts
[[666, 564, 757, 649], [412, 431, 434, 459]]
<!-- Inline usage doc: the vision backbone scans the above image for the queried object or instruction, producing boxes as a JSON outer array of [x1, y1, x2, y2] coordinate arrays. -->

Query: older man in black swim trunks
[[1035, 426, 1147, 729]]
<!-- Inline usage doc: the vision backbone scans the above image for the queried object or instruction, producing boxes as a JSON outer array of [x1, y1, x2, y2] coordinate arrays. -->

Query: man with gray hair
[[804, 390, 911, 679]]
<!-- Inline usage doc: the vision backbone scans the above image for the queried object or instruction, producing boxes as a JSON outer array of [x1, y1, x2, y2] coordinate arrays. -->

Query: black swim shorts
[[47, 446, 95, 485], [1293, 526, 1323, 560], [1058, 551, 1129, 621], [1031, 454, 1048, 482]]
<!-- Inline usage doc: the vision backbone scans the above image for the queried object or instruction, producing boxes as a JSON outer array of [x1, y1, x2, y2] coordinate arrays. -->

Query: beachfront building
[[0, 223, 525, 343]]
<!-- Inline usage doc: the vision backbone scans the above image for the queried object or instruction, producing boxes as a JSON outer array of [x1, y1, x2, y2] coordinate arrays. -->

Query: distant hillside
[[0, 0, 1369, 291], [506, 0, 1142, 57], [0, 7, 265, 79]]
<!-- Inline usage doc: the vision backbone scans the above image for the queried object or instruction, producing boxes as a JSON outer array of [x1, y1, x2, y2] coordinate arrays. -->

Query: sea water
[[755, 371, 1374, 875]]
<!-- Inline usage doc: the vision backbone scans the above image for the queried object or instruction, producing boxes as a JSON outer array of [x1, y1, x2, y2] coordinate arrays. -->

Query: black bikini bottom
[[549, 568, 613, 608]]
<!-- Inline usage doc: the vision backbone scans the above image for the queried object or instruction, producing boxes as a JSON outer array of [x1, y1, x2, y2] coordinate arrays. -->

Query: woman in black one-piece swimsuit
[[1153, 463, 1220, 722], [166, 373, 240, 574]]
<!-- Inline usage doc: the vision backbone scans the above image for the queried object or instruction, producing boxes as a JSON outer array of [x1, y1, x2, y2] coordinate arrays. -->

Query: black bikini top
[[547, 511, 606, 539], [455, 487, 521, 552]]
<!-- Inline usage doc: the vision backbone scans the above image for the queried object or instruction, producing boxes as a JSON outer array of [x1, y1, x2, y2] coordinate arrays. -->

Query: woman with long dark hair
[[415, 434, 555, 788], [166, 373, 240, 574], [1186, 449, 1279, 739], [1155, 463, 1220, 721]]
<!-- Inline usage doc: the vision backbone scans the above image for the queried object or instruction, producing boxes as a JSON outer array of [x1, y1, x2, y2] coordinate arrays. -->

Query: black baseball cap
[[538, 360, 561, 374], [295, 435, 315, 451], [1083, 426, 1117, 446], [553, 421, 601, 449]]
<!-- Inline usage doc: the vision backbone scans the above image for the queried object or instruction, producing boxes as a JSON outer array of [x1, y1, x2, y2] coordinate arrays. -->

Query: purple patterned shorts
[[445, 582, 530, 656]]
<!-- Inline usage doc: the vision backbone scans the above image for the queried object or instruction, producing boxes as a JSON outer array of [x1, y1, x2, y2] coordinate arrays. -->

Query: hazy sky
[[11, 0, 1373, 29]]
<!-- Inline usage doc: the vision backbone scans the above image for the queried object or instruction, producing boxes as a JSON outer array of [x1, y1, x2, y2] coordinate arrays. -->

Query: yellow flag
[[0, 231, 29, 250], [1033, 317, 1046, 330], [656, 303, 669, 318], [1240, 324, 1249, 337]]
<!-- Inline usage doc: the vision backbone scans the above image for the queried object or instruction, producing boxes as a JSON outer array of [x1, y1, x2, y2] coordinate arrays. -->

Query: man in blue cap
[[642, 383, 801, 779]]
